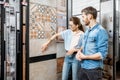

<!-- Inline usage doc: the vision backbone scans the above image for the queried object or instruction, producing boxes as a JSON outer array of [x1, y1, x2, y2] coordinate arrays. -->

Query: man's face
[[69, 21, 78, 32], [82, 12, 90, 26]]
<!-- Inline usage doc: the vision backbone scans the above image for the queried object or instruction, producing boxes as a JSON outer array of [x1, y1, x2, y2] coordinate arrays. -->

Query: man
[[76, 6, 108, 80]]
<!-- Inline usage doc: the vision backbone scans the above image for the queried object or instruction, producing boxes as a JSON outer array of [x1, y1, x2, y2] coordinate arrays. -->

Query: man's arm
[[96, 29, 108, 60], [78, 52, 101, 60], [76, 29, 108, 60]]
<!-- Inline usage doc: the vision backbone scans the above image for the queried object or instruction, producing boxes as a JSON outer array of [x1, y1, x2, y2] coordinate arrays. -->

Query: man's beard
[[85, 21, 90, 26]]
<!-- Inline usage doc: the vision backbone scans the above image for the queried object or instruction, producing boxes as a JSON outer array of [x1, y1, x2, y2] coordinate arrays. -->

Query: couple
[[41, 6, 108, 80]]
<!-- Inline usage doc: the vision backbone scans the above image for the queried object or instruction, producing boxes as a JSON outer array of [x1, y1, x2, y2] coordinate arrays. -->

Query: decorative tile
[[30, 3, 57, 39]]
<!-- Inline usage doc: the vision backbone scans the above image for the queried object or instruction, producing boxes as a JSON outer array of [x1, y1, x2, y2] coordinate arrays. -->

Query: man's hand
[[78, 51, 86, 60], [76, 50, 87, 61], [41, 43, 48, 52], [66, 48, 75, 56], [76, 50, 82, 61]]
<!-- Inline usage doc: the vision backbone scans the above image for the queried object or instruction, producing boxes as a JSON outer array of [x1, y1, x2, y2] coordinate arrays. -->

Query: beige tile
[[57, 43, 66, 58], [30, 59, 57, 80], [30, 39, 57, 57]]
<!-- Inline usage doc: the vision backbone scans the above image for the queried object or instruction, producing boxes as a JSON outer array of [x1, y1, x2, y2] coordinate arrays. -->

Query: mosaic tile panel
[[30, 3, 57, 39]]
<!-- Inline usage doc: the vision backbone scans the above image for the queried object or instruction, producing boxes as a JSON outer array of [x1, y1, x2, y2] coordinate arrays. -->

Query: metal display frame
[[0, 0, 23, 80], [1, 2, 5, 80]]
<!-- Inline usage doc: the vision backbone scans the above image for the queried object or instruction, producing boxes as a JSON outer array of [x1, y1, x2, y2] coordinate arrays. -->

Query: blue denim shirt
[[81, 23, 108, 69]]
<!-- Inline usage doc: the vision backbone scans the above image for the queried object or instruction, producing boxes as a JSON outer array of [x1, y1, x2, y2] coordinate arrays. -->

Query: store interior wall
[[0, 0, 119, 80]]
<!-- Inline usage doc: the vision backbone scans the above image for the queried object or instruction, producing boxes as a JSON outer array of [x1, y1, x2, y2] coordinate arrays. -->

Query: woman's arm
[[41, 33, 61, 52], [66, 47, 83, 55]]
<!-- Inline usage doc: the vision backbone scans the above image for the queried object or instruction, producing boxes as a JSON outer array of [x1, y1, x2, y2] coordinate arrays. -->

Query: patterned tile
[[30, 3, 57, 39]]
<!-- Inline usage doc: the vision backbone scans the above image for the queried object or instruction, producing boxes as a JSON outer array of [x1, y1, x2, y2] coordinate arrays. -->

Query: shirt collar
[[88, 23, 99, 31]]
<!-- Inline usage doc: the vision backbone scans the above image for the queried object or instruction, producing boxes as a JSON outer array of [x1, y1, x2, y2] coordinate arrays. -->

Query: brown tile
[[57, 57, 64, 73]]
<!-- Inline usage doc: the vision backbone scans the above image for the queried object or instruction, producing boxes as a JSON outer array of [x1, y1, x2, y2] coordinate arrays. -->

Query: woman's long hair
[[70, 16, 84, 32]]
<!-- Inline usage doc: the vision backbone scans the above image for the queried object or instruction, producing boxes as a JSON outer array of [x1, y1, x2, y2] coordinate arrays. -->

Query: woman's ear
[[77, 24, 79, 28]]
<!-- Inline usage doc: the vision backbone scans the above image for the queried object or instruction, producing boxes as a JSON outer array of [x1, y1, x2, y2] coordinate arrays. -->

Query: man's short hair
[[81, 6, 97, 19]]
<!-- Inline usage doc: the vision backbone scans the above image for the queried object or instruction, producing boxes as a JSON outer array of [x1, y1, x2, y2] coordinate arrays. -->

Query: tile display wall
[[29, 1, 58, 80], [29, 1, 67, 80], [29, 0, 58, 56]]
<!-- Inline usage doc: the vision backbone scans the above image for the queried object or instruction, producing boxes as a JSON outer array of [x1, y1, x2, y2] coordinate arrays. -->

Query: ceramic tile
[[30, 59, 57, 80], [56, 43, 66, 58]]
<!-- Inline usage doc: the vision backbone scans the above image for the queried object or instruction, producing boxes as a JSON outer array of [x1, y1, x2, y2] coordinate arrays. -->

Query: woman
[[41, 16, 84, 80]]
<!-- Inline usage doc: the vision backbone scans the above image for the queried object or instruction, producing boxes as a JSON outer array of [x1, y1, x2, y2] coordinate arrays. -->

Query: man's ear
[[87, 14, 93, 20]]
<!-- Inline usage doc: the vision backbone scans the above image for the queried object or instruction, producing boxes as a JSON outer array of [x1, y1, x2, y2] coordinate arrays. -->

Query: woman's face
[[69, 21, 78, 32]]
